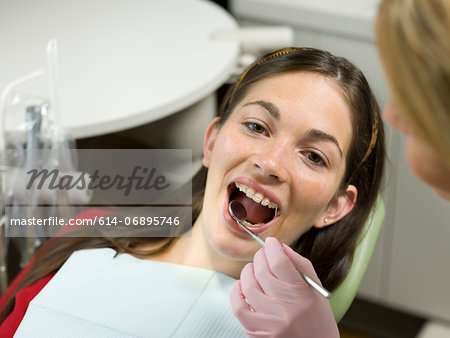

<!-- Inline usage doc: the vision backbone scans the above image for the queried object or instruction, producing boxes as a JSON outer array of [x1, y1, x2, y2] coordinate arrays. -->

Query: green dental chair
[[330, 196, 385, 322]]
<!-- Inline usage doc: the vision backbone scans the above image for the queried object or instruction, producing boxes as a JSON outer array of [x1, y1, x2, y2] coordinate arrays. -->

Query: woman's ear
[[202, 117, 221, 168], [314, 185, 358, 228]]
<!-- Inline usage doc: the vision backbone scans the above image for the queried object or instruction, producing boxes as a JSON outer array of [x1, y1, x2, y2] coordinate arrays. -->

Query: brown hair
[[0, 48, 385, 322], [376, 0, 450, 168]]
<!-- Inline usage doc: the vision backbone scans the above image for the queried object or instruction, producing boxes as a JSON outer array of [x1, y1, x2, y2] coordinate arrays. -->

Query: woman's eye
[[246, 122, 266, 134], [305, 151, 325, 166]]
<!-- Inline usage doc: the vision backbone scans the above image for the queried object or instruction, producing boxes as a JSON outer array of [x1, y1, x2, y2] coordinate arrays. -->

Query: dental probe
[[229, 200, 331, 299]]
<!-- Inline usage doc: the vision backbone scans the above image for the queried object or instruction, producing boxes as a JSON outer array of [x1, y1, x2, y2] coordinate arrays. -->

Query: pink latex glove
[[230, 237, 339, 338]]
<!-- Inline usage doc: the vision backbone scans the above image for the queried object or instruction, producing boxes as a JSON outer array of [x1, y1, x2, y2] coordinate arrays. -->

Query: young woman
[[0, 47, 385, 337]]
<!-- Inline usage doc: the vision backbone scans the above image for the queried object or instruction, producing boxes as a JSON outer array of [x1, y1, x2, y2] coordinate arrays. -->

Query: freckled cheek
[[291, 175, 337, 213], [215, 132, 255, 164]]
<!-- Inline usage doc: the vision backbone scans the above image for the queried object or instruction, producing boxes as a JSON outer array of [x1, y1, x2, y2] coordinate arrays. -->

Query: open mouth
[[228, 182, 279, 227]]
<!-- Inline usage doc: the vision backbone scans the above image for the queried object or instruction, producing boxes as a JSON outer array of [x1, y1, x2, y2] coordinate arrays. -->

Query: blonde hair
[[376, 0, 450, 168]]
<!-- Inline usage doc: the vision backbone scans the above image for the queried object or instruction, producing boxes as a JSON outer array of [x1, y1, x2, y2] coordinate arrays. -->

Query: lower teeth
[[244, 220, 264, 227]]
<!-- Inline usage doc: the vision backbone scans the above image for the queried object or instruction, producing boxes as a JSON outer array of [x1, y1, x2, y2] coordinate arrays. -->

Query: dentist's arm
[[230, 237, 339, 338]]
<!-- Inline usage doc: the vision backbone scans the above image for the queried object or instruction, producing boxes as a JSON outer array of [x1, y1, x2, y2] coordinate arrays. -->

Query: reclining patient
[[0, 47, 385, 337]]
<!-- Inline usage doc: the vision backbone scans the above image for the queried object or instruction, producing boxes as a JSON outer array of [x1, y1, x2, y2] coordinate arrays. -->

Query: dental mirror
[[229, 200, 266, 247], [228, 200, 331, 299], [229, 200, 247, 222]]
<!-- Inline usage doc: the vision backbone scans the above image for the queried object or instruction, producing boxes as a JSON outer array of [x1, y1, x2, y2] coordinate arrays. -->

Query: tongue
[[232, 191, 273, 224]]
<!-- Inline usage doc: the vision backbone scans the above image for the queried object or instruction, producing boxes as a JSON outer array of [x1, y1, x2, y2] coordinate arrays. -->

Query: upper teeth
[[235, 183, 278, 210]]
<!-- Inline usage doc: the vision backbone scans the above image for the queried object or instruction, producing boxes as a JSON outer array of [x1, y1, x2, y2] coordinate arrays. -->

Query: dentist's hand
[[230, 237, 339, 338]]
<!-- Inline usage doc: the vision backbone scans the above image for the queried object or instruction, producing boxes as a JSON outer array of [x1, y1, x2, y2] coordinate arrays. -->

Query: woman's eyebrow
[[306, 129, 343, 158], [243, 100, 280, 120]]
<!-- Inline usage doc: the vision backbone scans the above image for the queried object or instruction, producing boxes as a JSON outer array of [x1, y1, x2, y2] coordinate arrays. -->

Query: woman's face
[[383, 99, 450, 200], [200, 72, 357, 261]]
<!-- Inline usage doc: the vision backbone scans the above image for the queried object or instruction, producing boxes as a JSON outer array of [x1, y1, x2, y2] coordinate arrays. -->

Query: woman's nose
[[250, 140, 289, 183]]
